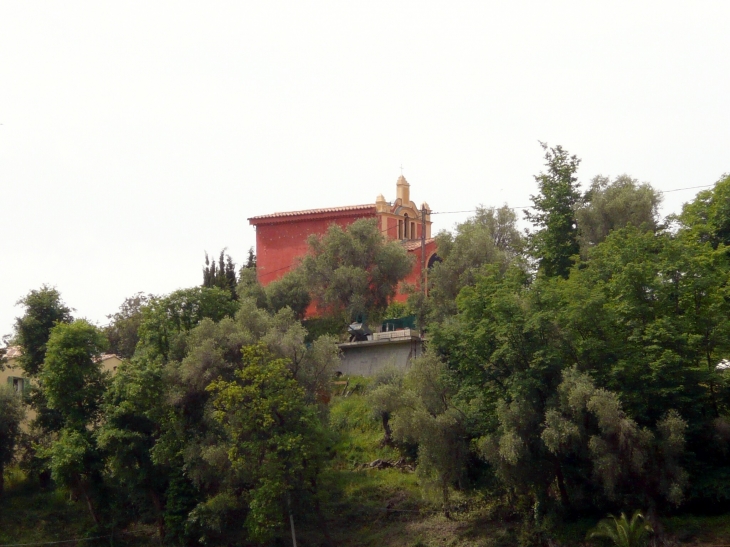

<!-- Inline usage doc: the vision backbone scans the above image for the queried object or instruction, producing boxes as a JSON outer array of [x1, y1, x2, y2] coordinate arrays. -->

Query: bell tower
[[396, 175, 410, 204]]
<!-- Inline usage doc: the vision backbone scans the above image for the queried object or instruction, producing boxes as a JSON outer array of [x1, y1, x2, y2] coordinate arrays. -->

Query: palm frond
[[587, 510, 653, 547]]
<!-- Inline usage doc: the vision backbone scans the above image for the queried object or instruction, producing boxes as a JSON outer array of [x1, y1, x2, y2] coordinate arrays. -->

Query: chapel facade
[[247, 175, 438, 304]]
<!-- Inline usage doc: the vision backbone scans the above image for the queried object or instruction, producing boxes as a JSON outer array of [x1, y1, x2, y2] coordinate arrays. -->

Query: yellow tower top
[[396, 175, 410, 204]]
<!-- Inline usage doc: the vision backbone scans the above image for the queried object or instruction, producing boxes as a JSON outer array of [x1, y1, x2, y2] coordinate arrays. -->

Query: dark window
[[427, 254, 442, 268]]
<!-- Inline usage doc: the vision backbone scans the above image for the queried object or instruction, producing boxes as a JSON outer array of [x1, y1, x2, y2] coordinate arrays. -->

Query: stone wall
[[337, 337, 422, 377]]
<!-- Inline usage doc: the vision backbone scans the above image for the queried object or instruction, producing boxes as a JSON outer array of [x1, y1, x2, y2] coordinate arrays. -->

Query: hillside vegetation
[[2, 390, 730, 546], [2, 146, 730, 546]]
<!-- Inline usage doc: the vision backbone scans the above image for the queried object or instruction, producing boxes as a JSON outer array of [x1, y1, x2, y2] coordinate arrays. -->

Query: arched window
[[403, 214, 409, 239], [427, 254, 442, 268]]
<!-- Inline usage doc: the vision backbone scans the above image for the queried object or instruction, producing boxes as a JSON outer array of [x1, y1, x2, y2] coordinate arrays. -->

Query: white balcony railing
[[372, 328, 418, 341]]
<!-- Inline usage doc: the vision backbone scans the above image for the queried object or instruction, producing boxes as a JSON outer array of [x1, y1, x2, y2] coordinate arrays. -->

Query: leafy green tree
[[136, 286, 239, 362], [100, 287, 237, 542], [525, 143, 582, 278], [245, 246, 257, 269], [97, 286, 335, 543], [391, 353, 471, 514], [677, 173, 730, 248], [103, 292, 151, 359], [588, 511, 653, 547], [203, 249, 238, 299], [11, 287, 74, 483], [14, 285, 73, 376], [265, 269, 311, 319], [97, 355, 169, 539], [0, 385, 25, 496], [540, 368, 688, 509], [43, 428, 104, 524], [367, 367, 405, 446], [431, 219, 730, 513], [428, 205, 525, 320], [301, 218, 413, 323], [557, 227, 730, 425], [237, 267, 267, 309], [556, 227, 730, 504], [430, 263, 535, 392], [576, 174, 661, 253], [38, 320, 109, 524], [97, 286, 239, 539], [146, 299, 337, 544], [206, 344, 327, 543], [40, 320, 108, 429]]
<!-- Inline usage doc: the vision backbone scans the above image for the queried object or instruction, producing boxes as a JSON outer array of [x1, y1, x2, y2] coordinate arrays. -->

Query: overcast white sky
[[1, 2, 729, 338]]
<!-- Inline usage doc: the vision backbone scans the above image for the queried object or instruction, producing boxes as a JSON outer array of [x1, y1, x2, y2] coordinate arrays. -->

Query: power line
[[255, 182, 717, 278], [660, 183, 714, 193], [0, 535, 111, 547], [429, 183, 716, 216]]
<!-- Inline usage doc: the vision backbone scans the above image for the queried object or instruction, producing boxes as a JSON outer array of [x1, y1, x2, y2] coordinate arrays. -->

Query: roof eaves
[[401, 238, 436, 251], [248, 204, 376, 224]]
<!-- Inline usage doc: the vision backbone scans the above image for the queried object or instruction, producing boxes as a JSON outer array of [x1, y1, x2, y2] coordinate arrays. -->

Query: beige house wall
[[100, 354, 122, 375], [0, 356, 27, 393], [0, 356, 37, 428], [1, 350, 122, 431]]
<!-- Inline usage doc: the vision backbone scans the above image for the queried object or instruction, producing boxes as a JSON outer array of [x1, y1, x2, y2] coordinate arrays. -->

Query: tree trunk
[[310, 476, 333, 547], [0, 461, 4, 497], [381, 413, 393, 446], [442, 483, 452, 519], [79, 481, 100, 525], [286, 492, 297, 547], [554, 459, 571, 510], [708, 351, 720, 418], [149, 488, 166, 542]]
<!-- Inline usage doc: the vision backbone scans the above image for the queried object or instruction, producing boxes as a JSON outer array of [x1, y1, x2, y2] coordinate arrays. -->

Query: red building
[[248, 175, 438, 304]]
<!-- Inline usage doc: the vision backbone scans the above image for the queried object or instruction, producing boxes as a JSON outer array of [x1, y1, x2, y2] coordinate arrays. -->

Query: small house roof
[[401, 238, 435, 252]]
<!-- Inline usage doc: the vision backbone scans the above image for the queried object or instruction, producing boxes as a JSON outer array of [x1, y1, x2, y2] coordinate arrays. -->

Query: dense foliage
[[202, 250, 238, 299], [14, 285, 73, 377], [5, 147, 730, 545], [524, 143, 582, 278], [300, 218, 413, 323], [0, 385, 24, 496]]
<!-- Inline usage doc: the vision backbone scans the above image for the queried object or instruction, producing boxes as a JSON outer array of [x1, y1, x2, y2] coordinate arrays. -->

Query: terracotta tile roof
[[249, 204, 376, 223], [1, 347, 121, 366], [401, 238, 435, 251], [4, 346, 22, 359]]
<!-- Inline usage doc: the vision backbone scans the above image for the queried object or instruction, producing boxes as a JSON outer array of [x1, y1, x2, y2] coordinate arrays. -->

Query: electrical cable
[[254, 182, 717, 277], [429, 183, 716, 216], [0, 535, 112, 547]]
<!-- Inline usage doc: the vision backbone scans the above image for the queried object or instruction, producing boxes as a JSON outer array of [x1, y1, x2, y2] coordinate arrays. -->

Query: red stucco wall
[[251, 210, 437, 315], [392, 240, 438, 303], [254, 211, 378, 285]]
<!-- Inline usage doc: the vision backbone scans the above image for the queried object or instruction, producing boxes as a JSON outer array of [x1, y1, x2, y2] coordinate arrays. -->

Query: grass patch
[[315, 391, 730, 546], [6, 390, 730, 547], [0, 469, 156, 547], [663, 512, 730, 543], [0, 472, 97, 545], [328, 394, 402, 469]]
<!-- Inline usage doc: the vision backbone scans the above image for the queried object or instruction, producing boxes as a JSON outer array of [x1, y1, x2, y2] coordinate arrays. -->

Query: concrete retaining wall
[[337, 337, 422, 377]]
